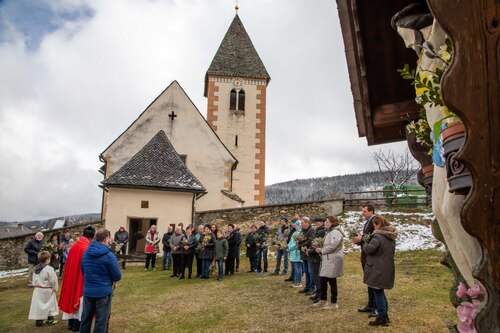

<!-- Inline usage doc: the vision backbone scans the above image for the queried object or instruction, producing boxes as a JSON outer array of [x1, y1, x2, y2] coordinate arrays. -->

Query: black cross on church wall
[[168, 111, 177, 121]]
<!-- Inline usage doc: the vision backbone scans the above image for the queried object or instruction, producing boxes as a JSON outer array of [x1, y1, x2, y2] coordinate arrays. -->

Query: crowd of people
[[24, 203, 398, 330]]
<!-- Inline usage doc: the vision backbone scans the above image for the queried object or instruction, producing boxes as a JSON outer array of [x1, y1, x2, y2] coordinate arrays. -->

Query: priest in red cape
[[58, 226, 95, 332]]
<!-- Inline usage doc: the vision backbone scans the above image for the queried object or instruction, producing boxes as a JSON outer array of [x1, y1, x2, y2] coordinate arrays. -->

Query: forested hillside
[[265, 170, 418, 204]]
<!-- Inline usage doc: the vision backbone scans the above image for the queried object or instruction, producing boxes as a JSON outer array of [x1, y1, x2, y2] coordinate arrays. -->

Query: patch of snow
[[0, 268, 28, 279]]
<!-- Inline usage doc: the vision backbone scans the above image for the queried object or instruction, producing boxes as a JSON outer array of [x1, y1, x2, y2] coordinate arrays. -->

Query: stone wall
[[195, 199, 343, 235], [0, 221, 103, 271]]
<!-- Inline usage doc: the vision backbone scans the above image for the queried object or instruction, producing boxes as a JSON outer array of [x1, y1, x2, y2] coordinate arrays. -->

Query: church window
[[238, 90, 245, 111], [229, 89, 245, 111], [235, 135, 238, 146], [141, 201, 149, 208], [179, 155, 187, 165], [230, 89, 237, 110]]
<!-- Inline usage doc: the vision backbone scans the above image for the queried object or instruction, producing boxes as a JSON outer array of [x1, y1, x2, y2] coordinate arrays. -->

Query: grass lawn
[[0, 250, 456, 332]]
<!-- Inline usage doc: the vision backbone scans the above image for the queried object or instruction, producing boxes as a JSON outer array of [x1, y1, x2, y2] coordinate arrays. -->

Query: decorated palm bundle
[[347, 228, 359, 237], [292, 232, 305, 243], [311, 237, 324, 248]]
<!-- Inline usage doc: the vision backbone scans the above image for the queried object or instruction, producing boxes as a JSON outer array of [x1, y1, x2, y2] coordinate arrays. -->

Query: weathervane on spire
[[235, 0, 239, 14]]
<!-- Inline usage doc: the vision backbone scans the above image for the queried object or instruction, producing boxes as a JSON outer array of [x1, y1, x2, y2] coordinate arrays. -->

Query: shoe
[[323, 302, 339, 310], [178, 276, 185, 280], [284, 277, 293, 282], [144, 268, 148, 271], [247, 270, 254, 273], [310, 294, 320, 300], [369, 316, 389, 326], [36, 320, 44, 327], [170, 274, 177, 277], [358, 306, 373, 313], [305, 291, 316, 296], [291, 284, 303, 288], [298, 289, 310, 293], [27, 283, 33, 288], [235, 268, 239, 272], [271, 272, 279, 275], [46, 318, 58, 325], [281, 271, 287, 275], [312, 299, 326, 307], [385, 314, 391, 323], [312, 298, 322, 304], [152, 268, 156, 271], [368, 310, 378, 318]]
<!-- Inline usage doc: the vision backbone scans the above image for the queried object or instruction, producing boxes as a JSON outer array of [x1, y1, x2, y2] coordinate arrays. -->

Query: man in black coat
[[234, 227, 242, 272], [256, 220, 269, 274], [114, 225, 129, 269], [308, 217, 327, 302], [351, 203, 377, 315], [225, 224, 239, 276], [297, 217, 316, 293], [24, 232, 45, 286]]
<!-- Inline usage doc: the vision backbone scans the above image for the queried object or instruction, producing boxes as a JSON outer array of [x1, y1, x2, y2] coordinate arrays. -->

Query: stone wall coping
[[0, 220, 103, 241], [195, 198, 344, 214]]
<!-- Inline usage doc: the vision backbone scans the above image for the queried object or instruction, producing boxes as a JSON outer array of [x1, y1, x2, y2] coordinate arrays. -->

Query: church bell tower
[[204, 13, 270, 206]]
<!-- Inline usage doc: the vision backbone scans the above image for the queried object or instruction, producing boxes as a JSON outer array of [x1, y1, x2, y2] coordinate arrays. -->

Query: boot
[[369, 316, 389, 326], [312, 300, 326, 307], [72, 320, 81, 332], [67, 319, 74, 330]]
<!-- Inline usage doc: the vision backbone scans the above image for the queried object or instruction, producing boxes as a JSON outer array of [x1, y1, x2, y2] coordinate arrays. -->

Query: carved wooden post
[[427, 1, 499, 331]]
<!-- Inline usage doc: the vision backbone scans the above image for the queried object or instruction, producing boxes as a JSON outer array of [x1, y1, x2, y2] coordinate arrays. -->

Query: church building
[[99, 13, 270, 254]]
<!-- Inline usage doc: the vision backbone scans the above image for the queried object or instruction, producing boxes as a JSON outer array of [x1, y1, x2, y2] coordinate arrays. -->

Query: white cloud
[[0, 0, 408, 220]]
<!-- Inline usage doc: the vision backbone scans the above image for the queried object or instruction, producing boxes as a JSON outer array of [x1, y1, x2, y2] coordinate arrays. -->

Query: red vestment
[[58, 236, 90, 314]]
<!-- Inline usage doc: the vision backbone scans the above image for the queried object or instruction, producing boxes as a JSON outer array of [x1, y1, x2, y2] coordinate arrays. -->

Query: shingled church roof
[[102, 130, 206, 193], [204, 15, 270, 95]]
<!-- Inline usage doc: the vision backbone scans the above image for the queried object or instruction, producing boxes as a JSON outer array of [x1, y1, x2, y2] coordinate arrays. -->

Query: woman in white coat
[[314, 215, 344, 309]]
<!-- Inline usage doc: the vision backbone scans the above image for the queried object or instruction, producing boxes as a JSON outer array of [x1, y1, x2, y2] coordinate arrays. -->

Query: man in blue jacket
[[80, 228, 122, 333]]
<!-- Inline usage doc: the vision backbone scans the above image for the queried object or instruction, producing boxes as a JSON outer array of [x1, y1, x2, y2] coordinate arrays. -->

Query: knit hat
[[294, 220, 301, 227]]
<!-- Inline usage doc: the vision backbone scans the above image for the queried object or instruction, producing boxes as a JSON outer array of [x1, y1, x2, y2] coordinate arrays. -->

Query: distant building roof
[[204, 14, 270, 96], [102, 130, 206, 193]]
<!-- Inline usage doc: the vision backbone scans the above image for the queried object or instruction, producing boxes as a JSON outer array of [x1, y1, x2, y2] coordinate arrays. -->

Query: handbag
[[145, 244, 155, 253]]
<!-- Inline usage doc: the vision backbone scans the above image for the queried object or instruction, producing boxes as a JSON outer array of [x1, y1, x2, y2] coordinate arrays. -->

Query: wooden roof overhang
[[337, 0, 427, 145]]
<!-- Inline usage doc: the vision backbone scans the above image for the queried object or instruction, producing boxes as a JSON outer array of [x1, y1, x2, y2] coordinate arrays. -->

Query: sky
[[0, 0, 406, 221]]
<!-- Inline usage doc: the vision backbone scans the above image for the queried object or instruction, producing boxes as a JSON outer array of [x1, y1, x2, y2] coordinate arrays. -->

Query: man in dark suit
[[351, 203, 376, 316]]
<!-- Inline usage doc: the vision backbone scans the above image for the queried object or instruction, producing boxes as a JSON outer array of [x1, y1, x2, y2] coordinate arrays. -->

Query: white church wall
[[102, 81, 238, 212], [105, 187, 193, 255]]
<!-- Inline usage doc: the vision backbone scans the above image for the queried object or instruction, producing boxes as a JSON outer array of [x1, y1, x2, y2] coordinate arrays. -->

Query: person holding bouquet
[[198, 225, 215, 279], [362, 215, 397, 326], [314, 215, 345, 309], [144, 225, 160, 271], [245, 225, 259, 272], [179, 226, 197, 279], [287, 220, 303, 288]]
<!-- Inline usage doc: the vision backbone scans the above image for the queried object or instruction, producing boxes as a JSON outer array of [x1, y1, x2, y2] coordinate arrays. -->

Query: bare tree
[[373, 148, 419, 188]]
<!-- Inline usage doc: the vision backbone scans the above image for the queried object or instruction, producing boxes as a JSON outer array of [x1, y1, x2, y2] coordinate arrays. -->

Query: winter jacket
[[276, 225, 290, 249], [169, 232, 185, 254], [162, 232, 173, 252], [24, 238, 45, 265], [81, 242, 122, 298], [114, 230, 129, 245], [198, 233, 215, 260], [180, 234, 198, 254], [287, 229, 302, 263], [359, 215, 376, 266], [319, 226, 345, 278], [234, 230, 242, 246], [298, 226, 316, 260], [215, 238, 229, 260], [227, 231, 239, 258], [145, 230, 160, 254], [245, 232, 258, 258], [256, 225, 269, 249], [307, 225, 327, 263], [362, 226, 397, 290]]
